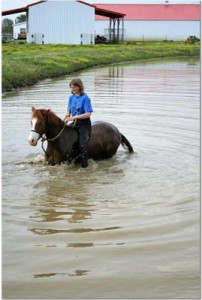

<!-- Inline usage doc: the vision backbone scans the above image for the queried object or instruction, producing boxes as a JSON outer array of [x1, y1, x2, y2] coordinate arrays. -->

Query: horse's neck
[[46, 118, 64, 139]]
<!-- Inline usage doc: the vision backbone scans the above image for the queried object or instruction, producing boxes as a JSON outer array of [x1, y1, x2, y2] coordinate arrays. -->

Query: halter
[[31, 123, 66, 155]]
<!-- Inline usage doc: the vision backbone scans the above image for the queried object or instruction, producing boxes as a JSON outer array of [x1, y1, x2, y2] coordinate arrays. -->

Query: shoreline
[[2, 42, 200, 93]]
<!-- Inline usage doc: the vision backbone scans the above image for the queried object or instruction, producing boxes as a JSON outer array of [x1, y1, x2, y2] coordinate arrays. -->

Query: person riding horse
[[64, 78, 93, 168], [28, 108, 134, 166]]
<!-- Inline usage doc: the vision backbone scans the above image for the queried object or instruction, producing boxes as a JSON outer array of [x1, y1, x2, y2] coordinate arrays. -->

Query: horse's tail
[[120, 134, 134, 153]]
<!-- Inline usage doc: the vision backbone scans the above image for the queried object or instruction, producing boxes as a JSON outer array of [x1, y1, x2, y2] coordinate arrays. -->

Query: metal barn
[[2, 0, 125, 44], [94, 3, 200, 41], [27, 1, 95, 44]]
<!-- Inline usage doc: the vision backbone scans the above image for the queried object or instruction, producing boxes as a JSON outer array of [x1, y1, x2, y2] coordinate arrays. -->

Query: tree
[[2, 18, 13, 34], [15, 14, 26, 24]]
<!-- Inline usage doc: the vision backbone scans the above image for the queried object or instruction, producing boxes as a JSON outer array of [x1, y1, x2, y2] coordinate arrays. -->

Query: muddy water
[[2, 58, 200, 299]]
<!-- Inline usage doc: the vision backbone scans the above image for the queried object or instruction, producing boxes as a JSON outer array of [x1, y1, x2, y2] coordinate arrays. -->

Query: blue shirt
[[67, 93, 93, 116]]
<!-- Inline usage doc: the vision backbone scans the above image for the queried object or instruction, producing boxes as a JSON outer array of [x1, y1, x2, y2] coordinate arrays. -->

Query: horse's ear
[[45, 109, 51, 120], [32, 107, 36, 112]]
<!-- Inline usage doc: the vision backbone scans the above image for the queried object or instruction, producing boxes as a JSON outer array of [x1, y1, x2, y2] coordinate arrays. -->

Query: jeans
[[75, 118, 91, 168]]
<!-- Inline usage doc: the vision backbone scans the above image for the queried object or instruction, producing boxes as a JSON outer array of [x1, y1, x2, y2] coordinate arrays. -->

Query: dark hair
[[69, 78, 84, 94]]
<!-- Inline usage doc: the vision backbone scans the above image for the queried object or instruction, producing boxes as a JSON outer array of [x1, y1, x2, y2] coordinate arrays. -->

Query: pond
[[2, 57, 200, 299]]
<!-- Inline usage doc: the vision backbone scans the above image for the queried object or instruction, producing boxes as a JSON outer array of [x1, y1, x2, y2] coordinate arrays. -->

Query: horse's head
[[28, 107, 49, 146]]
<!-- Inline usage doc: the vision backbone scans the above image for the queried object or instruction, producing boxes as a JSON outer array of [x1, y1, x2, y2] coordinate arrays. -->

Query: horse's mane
[[34, 108, 63, 126], [47, 109, 62, 126]]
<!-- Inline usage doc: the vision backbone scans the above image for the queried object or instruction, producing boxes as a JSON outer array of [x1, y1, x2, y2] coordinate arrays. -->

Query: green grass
[[2, 42, 200, 92]]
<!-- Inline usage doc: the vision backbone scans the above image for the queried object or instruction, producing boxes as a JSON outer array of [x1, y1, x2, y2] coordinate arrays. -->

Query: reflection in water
[[29, 164, 122, 234], [2, 58, 200, 299], [67, 242, 94, 248], [34, 270, 89, 278], [69, 270, 89, 277], [29, 226, 121, 235], [66, 242, 124, 248], [30, 167, 94, 224], [108, 66, 124, 77], [29, 159, 125, 225]]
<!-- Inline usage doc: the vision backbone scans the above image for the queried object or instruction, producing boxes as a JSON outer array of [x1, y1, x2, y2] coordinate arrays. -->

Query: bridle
[[31, 123, 66, 155], [42, 123, 66, 142]]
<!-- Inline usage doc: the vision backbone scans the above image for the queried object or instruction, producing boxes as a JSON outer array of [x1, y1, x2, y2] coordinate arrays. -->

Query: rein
[[40, 123, 66, 154]]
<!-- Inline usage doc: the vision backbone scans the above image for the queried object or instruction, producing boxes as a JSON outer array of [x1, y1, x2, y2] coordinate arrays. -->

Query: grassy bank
[[2, 42, 200, 92]]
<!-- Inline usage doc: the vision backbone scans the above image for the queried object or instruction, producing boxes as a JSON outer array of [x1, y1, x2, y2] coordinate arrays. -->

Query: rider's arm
[[73, 112, 91, 120]]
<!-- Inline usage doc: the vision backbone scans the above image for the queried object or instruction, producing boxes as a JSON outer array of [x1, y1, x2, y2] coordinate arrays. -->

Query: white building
[[93, 3, 200, 41], [27, 1, 95, 44], [3, 0, 124, 44], [3, 1, 200, 43]]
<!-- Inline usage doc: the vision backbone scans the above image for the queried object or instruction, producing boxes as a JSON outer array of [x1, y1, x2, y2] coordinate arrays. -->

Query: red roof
[[2, 1, 45, 16], [2, 0, 125, 19], [78, 1, 125, 18], [95, 4, 200, 21]]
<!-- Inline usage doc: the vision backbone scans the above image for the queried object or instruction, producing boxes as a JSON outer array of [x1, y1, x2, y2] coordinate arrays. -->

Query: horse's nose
[[28, 137, 37, 146], [28, 138, 33, 145], [28, 131, 39, 146]]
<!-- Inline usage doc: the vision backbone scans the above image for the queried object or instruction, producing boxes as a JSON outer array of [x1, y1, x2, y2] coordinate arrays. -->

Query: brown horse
[[28, 107, 134, 165]]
